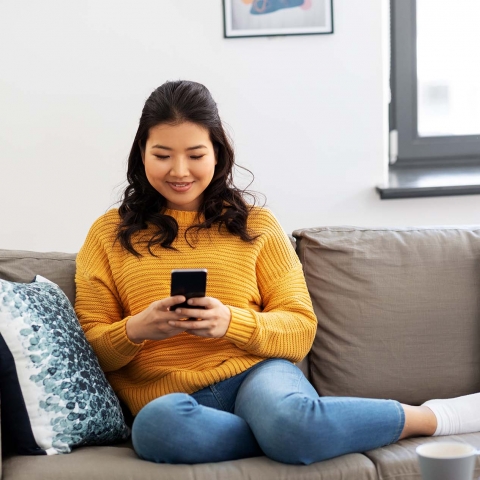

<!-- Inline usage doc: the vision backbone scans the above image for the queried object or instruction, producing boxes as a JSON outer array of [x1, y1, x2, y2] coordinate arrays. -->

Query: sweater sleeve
[[223, 210, 317, 362], [75, 214, 144, 373]]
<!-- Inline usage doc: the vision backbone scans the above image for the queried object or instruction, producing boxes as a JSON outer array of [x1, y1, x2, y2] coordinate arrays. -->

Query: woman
[[75, 80, 480, 465]]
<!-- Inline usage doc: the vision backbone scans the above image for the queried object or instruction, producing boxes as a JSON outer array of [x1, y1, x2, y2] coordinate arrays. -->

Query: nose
[[169, 157, 189, 178]]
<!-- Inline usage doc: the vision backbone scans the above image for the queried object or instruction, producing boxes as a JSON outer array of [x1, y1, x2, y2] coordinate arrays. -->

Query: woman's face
[[143, 122, 217, 211]]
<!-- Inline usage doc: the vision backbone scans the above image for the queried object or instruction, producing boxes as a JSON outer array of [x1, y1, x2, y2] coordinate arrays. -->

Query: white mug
[[416, 441, 477, 480]]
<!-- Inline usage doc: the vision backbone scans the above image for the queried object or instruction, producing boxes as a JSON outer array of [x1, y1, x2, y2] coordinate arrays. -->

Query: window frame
[[390, 0, 480, 165]]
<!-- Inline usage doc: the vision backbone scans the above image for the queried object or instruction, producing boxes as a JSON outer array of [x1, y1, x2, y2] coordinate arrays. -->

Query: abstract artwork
[[223, 0, 333, 38]]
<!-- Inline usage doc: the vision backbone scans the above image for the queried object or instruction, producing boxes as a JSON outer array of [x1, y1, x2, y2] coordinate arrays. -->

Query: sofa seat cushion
[[2, 444, 378, 480], [293, 225, 480, 406], [364, 433, 480, 480]]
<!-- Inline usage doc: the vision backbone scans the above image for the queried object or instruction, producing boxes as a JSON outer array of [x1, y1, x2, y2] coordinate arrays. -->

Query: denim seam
[[389, 401, 406, 445], [209, 385, 228, 411]]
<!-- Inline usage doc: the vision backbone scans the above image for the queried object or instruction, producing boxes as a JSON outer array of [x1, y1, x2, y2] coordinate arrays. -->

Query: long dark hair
[[116, 80, 260, 256]]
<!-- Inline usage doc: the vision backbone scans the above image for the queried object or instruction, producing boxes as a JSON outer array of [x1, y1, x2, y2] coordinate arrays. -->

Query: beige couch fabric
[[294, 226, 480, 406], [3, 228, 480, 479], [365, 432, 480, 480], [0, 249, 76, 304], [2, 445, 377, 480]]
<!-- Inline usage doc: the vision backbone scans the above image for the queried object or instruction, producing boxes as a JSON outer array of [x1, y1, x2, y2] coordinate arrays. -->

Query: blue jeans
[[132, 359, 405, 465]]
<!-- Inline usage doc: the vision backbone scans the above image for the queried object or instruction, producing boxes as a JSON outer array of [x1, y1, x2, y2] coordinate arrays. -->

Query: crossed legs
[[132, 359, 411, 464]]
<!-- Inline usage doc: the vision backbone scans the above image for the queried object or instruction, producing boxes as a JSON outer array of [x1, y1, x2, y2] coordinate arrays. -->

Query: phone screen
[[170, 269, 207, 310]]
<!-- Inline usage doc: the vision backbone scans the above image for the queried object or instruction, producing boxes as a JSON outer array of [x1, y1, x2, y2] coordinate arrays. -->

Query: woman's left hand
[[168, 297, 232, 338]]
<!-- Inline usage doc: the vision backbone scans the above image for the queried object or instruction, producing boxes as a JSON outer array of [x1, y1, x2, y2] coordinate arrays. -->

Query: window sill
[[376, 162, 480, 199]]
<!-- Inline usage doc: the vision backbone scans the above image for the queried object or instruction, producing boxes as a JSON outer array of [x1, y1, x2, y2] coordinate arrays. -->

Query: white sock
[[422, 393, 480, 436]]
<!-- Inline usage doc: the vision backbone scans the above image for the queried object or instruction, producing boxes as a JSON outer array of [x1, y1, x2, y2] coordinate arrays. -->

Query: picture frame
[[223, 0, 334, 39]]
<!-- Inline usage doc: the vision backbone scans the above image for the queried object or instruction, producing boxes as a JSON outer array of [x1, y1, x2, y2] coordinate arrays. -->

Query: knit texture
[[75, 207, 317, 415]]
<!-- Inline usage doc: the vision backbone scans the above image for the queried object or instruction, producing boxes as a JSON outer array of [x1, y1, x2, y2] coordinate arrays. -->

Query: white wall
[[1, 0, 478, 253]]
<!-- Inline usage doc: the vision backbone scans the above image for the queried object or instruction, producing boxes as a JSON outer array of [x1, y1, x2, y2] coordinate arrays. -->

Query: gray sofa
[[1, 225, 480, 480]]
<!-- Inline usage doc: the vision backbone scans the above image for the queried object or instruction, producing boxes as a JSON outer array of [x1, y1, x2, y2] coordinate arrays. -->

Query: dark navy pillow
[[0, 276, 130, 455]]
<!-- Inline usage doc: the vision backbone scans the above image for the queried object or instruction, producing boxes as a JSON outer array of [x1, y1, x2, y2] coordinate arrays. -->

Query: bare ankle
[[399, 405, 437, 440]]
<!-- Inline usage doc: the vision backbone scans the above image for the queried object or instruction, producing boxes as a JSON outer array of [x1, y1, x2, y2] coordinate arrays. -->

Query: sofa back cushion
[[293, 226, 480, 406], [0, 250, 76, 304]]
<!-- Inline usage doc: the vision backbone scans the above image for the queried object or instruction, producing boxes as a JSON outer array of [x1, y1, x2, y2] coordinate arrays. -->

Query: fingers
[[184, 297, 216, 309], [171, 307, 206, 319], [170, 319, 209, 329], [166, 298, 230, 338], [168, 297, 215, 318], [156, 296, 186, 310], [168, 319, 223, 339], [168, 302, 214, 327]]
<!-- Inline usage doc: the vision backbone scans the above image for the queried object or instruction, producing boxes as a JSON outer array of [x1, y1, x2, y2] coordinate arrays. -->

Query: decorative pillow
[[0, 275, 130, 455]]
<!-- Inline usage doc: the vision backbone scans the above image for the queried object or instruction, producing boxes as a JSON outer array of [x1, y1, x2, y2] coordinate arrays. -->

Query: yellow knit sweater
[[75, 207, 317, 415]]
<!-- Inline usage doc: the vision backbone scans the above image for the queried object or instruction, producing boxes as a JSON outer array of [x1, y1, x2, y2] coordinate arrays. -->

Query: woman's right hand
[[125, 296, 189, 343]]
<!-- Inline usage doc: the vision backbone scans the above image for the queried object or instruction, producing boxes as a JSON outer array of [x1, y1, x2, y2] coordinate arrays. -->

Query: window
[[377, 0, 480, 199]]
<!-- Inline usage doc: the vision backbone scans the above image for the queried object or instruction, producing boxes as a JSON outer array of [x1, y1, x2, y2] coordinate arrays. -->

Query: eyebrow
[[151, 144, 208, 151]]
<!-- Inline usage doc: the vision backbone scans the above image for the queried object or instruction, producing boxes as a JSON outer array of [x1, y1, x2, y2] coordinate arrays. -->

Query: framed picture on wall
[[223, 0, 334, 38]]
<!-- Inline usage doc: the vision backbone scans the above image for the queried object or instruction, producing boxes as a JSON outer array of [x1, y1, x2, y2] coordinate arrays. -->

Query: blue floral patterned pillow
[[0, 276, 130, 455]]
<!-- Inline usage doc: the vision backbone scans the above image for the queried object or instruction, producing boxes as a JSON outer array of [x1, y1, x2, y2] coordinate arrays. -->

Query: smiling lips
[[167, 182, 193, 192]]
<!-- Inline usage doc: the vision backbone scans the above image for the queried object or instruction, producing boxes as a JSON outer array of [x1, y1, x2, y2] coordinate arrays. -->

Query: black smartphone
[[170, 269, 207, 311]]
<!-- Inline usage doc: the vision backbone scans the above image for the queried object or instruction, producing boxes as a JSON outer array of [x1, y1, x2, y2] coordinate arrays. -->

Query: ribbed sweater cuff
[[109, 317, 145, 357], [224, 306, 257, 346]]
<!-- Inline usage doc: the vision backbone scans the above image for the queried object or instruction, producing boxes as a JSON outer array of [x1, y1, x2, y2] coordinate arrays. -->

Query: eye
[[154, 155, 170, 160], [190, 155, 204, 160]]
